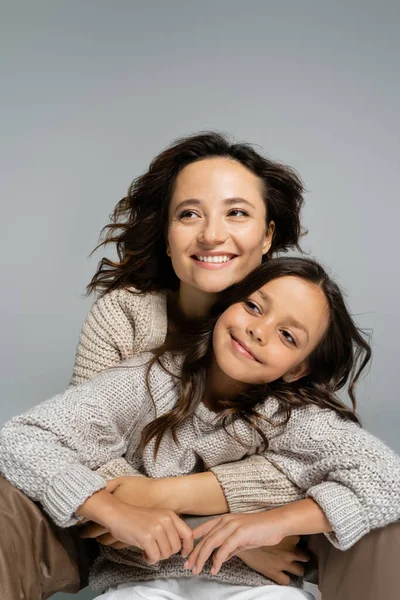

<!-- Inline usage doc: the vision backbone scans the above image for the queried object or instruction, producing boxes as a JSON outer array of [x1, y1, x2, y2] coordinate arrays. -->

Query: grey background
[[1, 2, 399, 599]]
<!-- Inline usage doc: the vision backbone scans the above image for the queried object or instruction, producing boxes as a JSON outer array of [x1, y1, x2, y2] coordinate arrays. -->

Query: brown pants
[[0, 476, 398, 599]]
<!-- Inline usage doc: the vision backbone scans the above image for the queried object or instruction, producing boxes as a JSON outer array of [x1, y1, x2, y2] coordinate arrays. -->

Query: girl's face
[[167, 157, 275, 296], [212, 275, 330, 386]]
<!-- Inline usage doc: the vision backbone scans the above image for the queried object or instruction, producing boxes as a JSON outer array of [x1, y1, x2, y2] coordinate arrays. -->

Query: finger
[[105, 478, 122, 494], [184, 521, 229, 570], [291, 549, 311, 562], [163, 518, 183, 557], [96, 532, 119, 546], [271, 571, 291, 586], [192, 517, 223, 540], [171, 516, 193, 558], [111, 541, 131, 549], [211, 534, 243, 574], [142, 539, 161, 565], [153, 527, 173, 561], [79, 523, 109, 539], [286, 561, 306, 577], [192, 523, 238, 575]]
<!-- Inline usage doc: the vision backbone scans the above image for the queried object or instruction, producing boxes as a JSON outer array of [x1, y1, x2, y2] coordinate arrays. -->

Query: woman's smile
[[191, 252, 238, 270]]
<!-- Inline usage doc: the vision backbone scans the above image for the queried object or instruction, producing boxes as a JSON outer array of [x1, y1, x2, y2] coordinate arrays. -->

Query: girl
[[1, 257, 399, 600]]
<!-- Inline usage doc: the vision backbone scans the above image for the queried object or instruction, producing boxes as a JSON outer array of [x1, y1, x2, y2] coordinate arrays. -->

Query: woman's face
[[167, 157, 274, 296], [212, 275, 330, 386]]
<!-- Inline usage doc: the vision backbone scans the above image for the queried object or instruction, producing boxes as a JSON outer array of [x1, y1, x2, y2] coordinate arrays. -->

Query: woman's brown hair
[[141, 257, 371, 457], [88, 132, 305, 296]]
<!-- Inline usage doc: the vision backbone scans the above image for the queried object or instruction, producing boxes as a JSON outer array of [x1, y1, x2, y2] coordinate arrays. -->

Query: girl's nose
[[247, 324, 265, 344]]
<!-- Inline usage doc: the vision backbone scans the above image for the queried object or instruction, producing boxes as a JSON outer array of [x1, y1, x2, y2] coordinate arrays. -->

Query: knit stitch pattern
[[1, 354, 400, 592]]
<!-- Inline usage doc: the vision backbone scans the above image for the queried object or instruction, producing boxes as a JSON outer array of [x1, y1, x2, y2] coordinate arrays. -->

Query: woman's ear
[[262, 221, 275, 255], [166, 240, 171, 257], [284, 361, 310, 383]]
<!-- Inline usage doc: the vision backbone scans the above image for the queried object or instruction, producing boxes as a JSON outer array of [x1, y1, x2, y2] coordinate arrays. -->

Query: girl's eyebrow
[[255, 290, 310, 342]]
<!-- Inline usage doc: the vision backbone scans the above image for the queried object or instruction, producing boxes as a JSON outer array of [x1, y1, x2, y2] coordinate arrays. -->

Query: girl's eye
[[244, 300, 261, 314], [228, 208, 249, 217], [281, 330, 297, 346], [178, 210, 199, 219]]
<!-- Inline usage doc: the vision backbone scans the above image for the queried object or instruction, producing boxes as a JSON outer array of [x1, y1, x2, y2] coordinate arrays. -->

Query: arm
[[185, 497, 331, 575], [263, 405, 400, 549], [70, 287, 167, 386], [0, 363, 152, 527]]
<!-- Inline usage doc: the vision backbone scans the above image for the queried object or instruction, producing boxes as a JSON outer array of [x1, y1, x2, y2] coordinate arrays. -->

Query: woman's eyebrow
[[174, 199, 201, 211], [224, 197, 255, 208], [174, 197, 255, 212]]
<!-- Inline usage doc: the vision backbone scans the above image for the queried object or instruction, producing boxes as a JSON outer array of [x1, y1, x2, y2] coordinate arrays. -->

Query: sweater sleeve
[[70, 288, 167, 386], [264, 405, 400, 550], [210, 455, 304, 513], [0, 366, 151, 527]]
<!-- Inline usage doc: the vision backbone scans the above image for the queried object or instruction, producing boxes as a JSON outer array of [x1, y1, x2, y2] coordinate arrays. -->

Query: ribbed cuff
[[210, 455, 303, 513], [42, 464, 107, 527], [96, 457, 145, 480], [307, 482, 370, 550]]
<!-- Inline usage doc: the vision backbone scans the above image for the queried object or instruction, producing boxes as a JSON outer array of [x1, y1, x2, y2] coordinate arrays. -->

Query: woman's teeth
[[195, 255, 233, 263]]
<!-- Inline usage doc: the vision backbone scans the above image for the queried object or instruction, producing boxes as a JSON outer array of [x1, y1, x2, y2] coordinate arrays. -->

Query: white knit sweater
[[1, 350, 400, 591]]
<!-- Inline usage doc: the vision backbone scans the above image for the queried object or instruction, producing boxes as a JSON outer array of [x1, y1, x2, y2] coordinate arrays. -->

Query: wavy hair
[[88, 132, 305, 295], [141, 257, 371, 457]]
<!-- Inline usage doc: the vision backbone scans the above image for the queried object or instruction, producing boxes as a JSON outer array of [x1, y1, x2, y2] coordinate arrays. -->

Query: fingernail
[[183, 561, 189, 569], [192, 566, 198, 574]]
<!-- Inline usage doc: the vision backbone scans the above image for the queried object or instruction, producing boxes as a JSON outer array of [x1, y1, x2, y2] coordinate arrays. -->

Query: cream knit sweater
[[71, 288, 304, 512], [1, 352, 400, 592]]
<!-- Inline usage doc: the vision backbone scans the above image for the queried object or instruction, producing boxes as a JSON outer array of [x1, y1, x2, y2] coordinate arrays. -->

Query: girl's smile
[[211, 275, 330, 391]]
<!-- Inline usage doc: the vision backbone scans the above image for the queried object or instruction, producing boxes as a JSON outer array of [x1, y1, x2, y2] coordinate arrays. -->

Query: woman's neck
[[175, 283, 217, 320]]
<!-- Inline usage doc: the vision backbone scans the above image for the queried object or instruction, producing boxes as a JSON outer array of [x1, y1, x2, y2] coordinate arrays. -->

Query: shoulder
[[86, 287, 168, 351]]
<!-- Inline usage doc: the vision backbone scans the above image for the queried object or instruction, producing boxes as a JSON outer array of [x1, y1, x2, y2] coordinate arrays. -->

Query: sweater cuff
[[210, 455, 303, 513], [42, 464, 107, 527], [307, 482, 370, 550], [96, 457, 145, 480]]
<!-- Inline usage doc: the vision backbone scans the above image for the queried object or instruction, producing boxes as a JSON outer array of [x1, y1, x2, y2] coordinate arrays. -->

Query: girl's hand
[[185, 512, 286, 575], [79, 476, 183, 548], [237, 538, 310, 585], [80, 500, 194, 563]]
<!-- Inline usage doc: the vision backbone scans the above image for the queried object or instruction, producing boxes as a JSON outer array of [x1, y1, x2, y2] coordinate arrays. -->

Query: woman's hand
[[237, 539, 310, 585], [185, 512, 288, 575], [80, 498, 194, 563]]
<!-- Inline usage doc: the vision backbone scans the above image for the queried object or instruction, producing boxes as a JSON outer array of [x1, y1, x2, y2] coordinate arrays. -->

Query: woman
[[0, 132, 398, 599], [2, 257, 399, 600]]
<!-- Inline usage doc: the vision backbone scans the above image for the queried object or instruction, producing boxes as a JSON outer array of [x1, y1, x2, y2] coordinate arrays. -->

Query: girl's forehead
[[253, 276, 330, 340]]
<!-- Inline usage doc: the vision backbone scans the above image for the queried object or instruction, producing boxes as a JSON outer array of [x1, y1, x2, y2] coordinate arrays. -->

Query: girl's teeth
[[196, 256, 231, 263]]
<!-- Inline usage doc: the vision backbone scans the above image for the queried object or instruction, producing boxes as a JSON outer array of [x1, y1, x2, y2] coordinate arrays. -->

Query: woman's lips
[[230, 334, 258, 362], [191, 254, 238, 270]]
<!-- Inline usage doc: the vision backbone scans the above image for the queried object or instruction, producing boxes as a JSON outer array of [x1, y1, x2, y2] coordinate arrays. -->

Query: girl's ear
[[284, 361, 310, 383]]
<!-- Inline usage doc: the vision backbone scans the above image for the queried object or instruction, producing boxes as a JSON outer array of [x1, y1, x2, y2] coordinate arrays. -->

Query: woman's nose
[[197, 217, 227, 245]]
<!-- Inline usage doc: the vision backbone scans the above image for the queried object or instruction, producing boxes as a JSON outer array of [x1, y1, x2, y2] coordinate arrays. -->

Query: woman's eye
[[244, 300, 261, 314], [228, 208, 249, 217], [281, 330, 296, 346], [178, 210, 199, 219]]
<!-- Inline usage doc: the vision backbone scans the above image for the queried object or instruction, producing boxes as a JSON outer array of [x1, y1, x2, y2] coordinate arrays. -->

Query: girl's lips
[[230, 334, 258, 362], [191, 255, 238, 270]]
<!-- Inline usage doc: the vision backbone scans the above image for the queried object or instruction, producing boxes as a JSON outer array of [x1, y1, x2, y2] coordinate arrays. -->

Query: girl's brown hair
[[88, 132, 305, 296], [142, 257, 371, 457]]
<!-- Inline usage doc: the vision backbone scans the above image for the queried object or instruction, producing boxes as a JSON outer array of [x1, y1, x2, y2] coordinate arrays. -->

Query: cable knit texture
[[1, 353, 400, 592]]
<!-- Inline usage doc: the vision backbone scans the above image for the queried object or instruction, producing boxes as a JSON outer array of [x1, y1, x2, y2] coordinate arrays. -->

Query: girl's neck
[[202, 355, 249, 413]]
